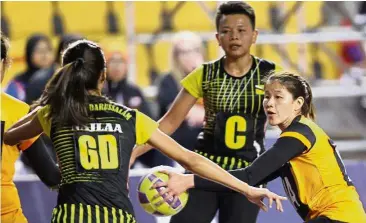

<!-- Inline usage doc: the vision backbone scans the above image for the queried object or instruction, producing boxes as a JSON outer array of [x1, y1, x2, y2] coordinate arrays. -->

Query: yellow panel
[[303, 2, 324, 28], [248, 2, 272, 30], [252, 44, 284, 68], [4, 2, 52, 39], [207, 39, 220, 61], [172, 2, 216, 31], [316, 43, 341, 80], [152, 41, 171, 74], [282, 2, 300, 33], [135, 44, 150, 87], [134, 2, 162, 33], [58, 2, 107, 35], [112, 2, 127, 34], [98, 35, 127, 55]]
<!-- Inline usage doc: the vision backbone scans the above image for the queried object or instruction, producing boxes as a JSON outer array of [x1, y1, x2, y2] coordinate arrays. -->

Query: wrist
[[186, 174, 195, 189], [241, 183, 251, 196]]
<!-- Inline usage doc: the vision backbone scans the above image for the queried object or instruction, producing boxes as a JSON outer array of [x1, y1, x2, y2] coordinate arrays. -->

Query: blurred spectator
[[5, 34, 54, 101], [103, 49, 171, 167], [157, 31, 205, 152], [103, 50, 152, 116], [25, 34, 83, 105]]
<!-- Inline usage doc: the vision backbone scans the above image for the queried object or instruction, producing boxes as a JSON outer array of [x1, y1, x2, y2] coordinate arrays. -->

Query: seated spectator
[[5, 34, 54, 101]]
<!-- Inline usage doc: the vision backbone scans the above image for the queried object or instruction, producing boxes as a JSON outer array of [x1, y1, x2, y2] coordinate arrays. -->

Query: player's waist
[[52, 203, 136, 223], [1, 185, 21, 214], [193, 149, 252, 170], [307, 185, 365, 221], [57, 182, 133, 214]]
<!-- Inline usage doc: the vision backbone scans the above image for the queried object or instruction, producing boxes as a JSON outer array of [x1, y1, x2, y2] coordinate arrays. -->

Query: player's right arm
[[130, 66, 204, 166], [135, 111, 286, 212]]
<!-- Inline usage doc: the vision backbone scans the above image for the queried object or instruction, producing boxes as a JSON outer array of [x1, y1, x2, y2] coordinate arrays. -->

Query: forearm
[[4, 119, 43, 146], [22, 136, 61, 187], [193, 137, 306, 191], [148, 130, 250, 195], [182, 151, 250, 195]]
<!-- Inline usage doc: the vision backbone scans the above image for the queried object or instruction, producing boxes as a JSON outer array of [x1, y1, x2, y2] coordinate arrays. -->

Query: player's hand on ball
[[151, 170, 193, 203], [246, 186, 287, 212]]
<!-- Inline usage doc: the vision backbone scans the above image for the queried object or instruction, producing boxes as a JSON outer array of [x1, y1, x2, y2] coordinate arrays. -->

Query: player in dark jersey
[[130, 2, 281, 222], [4, 40, 286, 222], [156, 71, 366, 223]]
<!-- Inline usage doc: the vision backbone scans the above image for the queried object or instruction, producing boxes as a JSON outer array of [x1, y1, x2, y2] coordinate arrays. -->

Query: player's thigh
[[218, 191, 259, 223], [170, 188, 218, 223], [306, 216, 345, 223], [1, 208, 28, 223]]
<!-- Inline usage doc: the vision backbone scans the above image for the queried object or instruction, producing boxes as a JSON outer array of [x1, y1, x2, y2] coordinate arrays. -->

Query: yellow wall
[[2, 1, 340, 88]]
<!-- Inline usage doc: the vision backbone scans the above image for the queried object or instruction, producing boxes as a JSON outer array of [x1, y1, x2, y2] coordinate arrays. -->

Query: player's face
[[32, 40, 54, 69], [216, 14, 257, 59], [107, 53, 127, 82], [263, 81, 303, 128]]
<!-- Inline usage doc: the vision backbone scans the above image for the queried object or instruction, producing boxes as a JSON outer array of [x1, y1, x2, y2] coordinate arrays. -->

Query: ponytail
[[45, 58, 91, 126], [307, 102, 316, 121], [304, 81, 316, 120]]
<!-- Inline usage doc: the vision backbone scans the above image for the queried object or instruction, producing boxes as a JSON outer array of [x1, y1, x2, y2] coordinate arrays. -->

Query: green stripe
[[251, 64, 255, 113], [56, 205, 62, 223], [63, 204, 67, 223], [79, 203, 84, 223], [244, 77, 247, 112]]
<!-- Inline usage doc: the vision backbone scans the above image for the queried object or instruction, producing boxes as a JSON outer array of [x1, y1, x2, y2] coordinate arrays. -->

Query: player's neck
[[223, 54, 253, 77]]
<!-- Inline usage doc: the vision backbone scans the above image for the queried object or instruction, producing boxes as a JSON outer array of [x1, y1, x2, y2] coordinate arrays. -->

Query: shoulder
[[253, 56, 277, 71], [281, 116, 316, 149], [1, 92, 29, 115], [109, 101, 137, 118], [202, 57, 221, 69]]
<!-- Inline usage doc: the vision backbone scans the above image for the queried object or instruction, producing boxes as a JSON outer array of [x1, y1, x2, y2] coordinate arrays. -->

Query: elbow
[[3, 132, 17, 146]]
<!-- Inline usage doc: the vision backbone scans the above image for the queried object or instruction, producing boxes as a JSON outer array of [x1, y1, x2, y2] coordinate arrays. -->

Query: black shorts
[[169, 188, 259, 223]]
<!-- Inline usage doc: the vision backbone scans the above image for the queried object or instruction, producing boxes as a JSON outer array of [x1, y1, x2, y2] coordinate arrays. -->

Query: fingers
[[269, 196, 273, 209], [275, 197, 284, 213], [257, 200, 268, 212], [151, 181, 168, 189], [152, 187, 170, 200], [267, 192, 286, 213], [158, 170, 172, 176]]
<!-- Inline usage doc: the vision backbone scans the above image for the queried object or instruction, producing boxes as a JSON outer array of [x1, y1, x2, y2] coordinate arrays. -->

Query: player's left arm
[[21, 135, 61, 188], [4, 113, 43, 146], [192, 122, 316, 191]]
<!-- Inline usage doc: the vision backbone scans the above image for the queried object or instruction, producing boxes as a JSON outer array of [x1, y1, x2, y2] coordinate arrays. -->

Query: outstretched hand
[[245, 186, 287, 212]]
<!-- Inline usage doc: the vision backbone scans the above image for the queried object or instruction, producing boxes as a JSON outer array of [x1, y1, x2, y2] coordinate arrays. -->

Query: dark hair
[[215, 1, 256, 31], [1, 32, 10, 67], [264, 71, 316, 120], [55, 34, 84, 66], [42, 39, 106, 126]]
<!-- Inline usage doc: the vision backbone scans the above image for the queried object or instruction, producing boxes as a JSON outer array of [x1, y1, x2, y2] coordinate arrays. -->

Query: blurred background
[[1, 1, 366, 223]]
